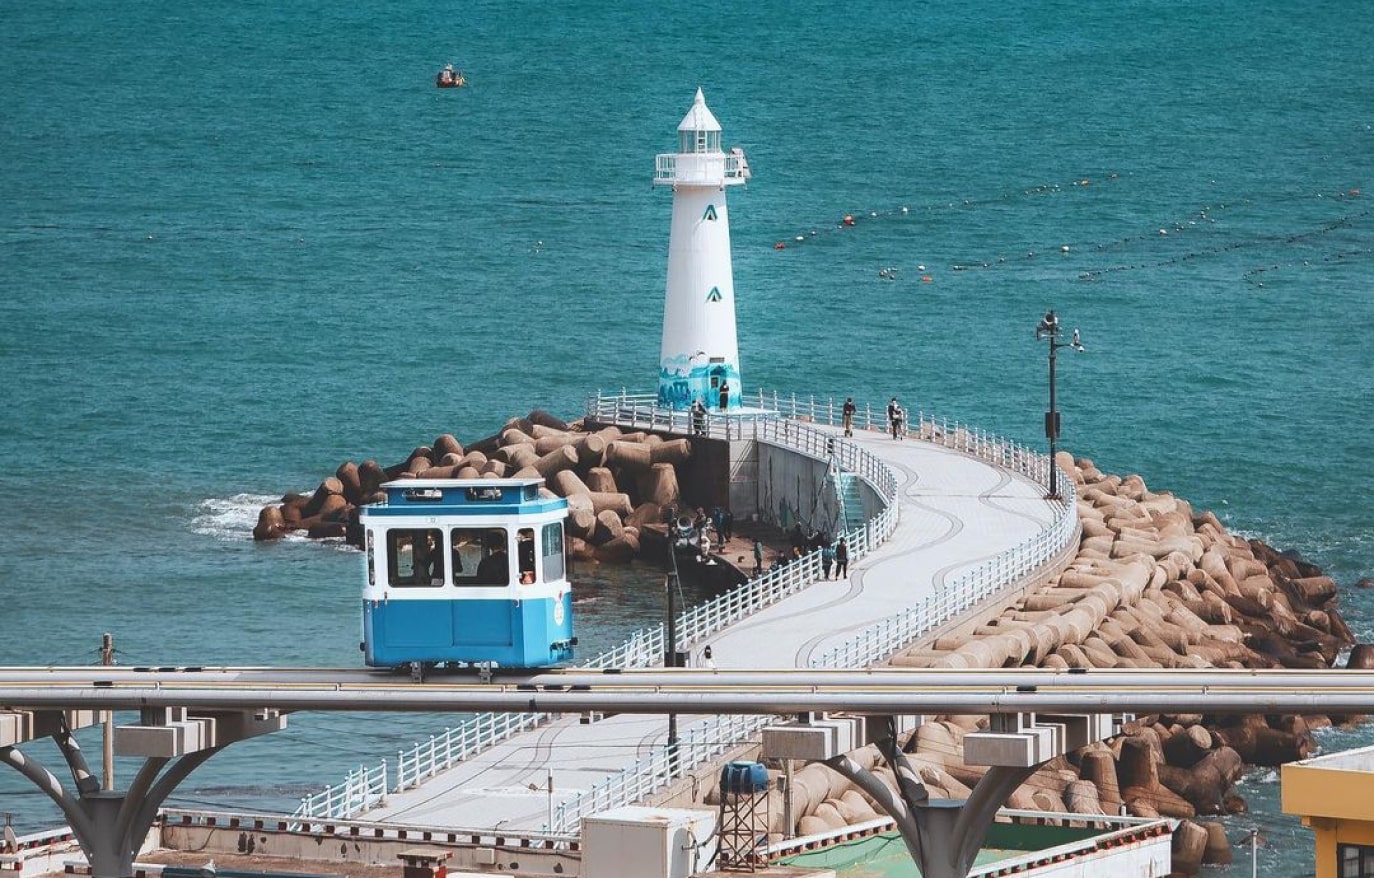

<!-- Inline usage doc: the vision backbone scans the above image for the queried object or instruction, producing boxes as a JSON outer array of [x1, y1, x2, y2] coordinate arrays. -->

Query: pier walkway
[[351, 398, 1077, 833]]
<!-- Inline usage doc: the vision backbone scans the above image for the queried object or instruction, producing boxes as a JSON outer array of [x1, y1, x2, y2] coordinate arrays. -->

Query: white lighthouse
[[654, 89, 750, 411]]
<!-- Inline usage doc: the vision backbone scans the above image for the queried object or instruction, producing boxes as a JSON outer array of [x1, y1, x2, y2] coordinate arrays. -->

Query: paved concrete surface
[[363, 427, 1057, 829]]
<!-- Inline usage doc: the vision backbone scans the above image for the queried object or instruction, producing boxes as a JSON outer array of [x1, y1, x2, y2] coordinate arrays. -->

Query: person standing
[[842, 396, 856, 437], [821, 541, 835, 579], [887, 397, 904, 440], [690, 397, 706, 435], [752, 538, 763, 576], [722, 509, 734, 541], [718, 381, 730, 411], [834, 537, 849, 578]]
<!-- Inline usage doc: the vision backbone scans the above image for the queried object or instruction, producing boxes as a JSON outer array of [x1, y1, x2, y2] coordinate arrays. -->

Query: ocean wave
[[191, 493, 281, 541]]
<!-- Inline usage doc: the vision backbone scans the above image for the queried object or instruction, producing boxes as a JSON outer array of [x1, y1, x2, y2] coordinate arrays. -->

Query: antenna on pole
[[101, 633, 115, 790]]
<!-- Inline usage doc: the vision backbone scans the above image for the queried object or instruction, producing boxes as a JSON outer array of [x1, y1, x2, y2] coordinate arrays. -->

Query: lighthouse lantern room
[[654, 89, 750, 412]]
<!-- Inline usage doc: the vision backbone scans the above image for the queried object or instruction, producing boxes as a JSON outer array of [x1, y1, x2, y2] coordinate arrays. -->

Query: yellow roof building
[[1282, 744, 1374, 878]]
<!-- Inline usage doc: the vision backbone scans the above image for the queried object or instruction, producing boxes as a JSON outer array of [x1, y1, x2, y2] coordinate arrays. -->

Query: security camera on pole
[[654, 89, 750, 412]]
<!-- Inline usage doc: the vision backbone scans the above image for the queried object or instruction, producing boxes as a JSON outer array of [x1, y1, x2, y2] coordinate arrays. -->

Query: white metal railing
[[812, 478, 1079, 669], [298, 403, 902, 822], [292, 761, 387, 819], [547, 713, 765, 833], [552, 391, 1080, 826], [304, 390, 1074, 822], [588, 388, 1050, 487], [394, 711, 552, 793]]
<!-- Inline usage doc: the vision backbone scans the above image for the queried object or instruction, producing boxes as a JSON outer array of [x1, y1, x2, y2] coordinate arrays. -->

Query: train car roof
[[380, 478, 545, 490], [366, 477, 567, 517]]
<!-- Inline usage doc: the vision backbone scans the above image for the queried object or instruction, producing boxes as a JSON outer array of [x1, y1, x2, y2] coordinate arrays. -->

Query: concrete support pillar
[[1, 743, 220, 878], [0, 708, 284, 878], [823, 716, 1040, 878]]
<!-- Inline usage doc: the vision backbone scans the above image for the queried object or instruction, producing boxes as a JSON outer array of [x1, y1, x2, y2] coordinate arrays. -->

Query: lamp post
[[1034, 310, 1083, 500]]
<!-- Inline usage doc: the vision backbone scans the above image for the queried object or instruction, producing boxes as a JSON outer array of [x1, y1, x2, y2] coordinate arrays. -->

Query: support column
[[823, 716, 1039, 878], [1, 742, 222, 878], [1, 708, 286, 878]]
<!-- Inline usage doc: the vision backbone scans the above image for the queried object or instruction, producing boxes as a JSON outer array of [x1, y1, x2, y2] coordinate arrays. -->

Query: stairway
[[835, 471, 866, 534]]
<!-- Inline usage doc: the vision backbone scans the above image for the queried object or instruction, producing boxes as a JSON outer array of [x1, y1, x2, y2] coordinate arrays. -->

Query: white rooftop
[[677, 87, 721, 132]]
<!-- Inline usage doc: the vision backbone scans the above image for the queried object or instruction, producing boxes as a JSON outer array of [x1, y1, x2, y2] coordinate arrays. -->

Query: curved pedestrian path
[[359, 422, 1061, 831]]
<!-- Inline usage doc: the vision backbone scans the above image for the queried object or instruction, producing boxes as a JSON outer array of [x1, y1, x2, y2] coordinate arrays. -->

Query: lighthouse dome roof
[[677, 88, 722, 133]]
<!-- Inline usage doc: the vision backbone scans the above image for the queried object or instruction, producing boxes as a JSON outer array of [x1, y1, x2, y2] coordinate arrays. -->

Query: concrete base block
[[115, 717, 215, 757], [761, 718, 859, 761]]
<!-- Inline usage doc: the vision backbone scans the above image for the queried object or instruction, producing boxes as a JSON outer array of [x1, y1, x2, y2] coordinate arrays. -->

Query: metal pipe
[[4, 675, 1374, 715]]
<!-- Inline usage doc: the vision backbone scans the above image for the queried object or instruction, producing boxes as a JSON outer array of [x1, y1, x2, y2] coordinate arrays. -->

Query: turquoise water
[[1, 2, 1370, 873]]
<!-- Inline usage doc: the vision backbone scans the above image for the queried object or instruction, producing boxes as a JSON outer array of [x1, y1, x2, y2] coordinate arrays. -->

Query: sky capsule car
[[361, 478, 574, 675]]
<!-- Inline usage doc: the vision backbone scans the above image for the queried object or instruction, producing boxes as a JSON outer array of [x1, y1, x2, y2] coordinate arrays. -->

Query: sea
[[1, 1, 1370, 874]]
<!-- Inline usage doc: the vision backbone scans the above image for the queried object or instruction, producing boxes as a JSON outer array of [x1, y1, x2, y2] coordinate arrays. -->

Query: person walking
[[752, 538, 763, 576], [842, 396, 856, 437], [821, 541, 835, 579], [718, 381, 730, 411], [690, 397, 706, 436], [722, 509, 734, 541], [834, 537, 849, 578], [887, 397, 904, 440]]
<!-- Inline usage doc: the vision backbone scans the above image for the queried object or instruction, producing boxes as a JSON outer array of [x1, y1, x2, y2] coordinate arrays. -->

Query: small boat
[[436, 64, 466, 88]]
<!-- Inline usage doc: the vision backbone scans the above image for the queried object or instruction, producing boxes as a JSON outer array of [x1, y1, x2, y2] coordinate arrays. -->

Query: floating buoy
[[774, 242, 786, 250], [921, 275, 932, 283], [901, 206, 909, 214], [1352, 189, 1362, 197], [842, 214, 855, 226], [917, 264, 926, 271], [795, 236, 804, 241], [1061, 245, 1070, 253]]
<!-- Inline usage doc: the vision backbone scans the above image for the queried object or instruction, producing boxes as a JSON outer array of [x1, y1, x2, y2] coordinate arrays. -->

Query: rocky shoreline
[[738, 453, 1362, 875], [253, 410, 699, 565]]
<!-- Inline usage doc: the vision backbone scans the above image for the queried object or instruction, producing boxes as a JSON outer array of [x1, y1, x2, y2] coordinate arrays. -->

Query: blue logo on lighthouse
[[705, 287, 723, 303]]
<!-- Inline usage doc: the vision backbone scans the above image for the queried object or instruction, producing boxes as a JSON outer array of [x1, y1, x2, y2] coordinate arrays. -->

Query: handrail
[[304, 389, 1076, 823], [544, 391, 1080, 829], [292, 761, 387, 820], [811, 479, 1079, 669], [546, 713, 766, 834]]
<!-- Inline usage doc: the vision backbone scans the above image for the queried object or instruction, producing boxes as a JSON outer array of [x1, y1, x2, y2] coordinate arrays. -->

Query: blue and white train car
[[361, 478, 574, 671]]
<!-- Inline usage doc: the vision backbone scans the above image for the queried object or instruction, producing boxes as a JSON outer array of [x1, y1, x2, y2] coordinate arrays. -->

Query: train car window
[[542, 522, 565, 582], [387, 529, 444, 587], [366, 530, 375, 586], [453, 528, 509, 586], [517, 528, 536, 584], [465, 486, 504, 502]]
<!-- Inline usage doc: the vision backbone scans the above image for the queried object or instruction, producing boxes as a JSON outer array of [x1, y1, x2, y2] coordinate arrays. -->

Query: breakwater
[[730, 453, 1359, 875], [253, 410, 705, 565]]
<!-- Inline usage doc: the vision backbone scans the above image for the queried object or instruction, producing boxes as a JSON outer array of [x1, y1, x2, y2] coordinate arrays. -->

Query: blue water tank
[[720, 761, 769, 795]]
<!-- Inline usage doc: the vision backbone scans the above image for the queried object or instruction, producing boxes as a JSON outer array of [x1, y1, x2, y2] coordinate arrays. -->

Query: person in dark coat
[[834, 537, 849, 578]]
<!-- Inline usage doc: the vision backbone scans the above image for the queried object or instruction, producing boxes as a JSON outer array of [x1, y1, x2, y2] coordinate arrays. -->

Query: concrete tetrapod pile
[[724, 454, 1361, 876], [252, 410, 691, 564]]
